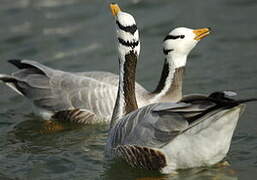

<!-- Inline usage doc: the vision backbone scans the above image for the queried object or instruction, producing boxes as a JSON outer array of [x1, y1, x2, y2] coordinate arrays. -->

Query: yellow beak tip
[[110, 3, 121, 16], [193, 28, 211, 40]]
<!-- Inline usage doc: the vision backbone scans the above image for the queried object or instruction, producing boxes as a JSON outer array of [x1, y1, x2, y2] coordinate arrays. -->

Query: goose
[[0, 4, 210, 123], [106, 90, 257, 174], [105, 6, 257, 174]]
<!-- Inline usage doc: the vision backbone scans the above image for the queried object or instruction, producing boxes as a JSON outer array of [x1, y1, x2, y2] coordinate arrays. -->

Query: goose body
[[106, 93, 249, 173]]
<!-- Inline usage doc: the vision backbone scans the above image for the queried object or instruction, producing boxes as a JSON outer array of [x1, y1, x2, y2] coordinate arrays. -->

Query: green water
[[0, 0, 256, 179]]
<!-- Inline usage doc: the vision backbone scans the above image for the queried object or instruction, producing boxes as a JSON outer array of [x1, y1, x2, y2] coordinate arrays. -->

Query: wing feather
[[107, 99, 218, 153]]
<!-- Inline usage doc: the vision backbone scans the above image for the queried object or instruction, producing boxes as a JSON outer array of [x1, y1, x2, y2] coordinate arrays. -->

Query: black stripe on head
[[116, 20, 137, 35], [163, 48, 174, 55], [118, 38, 139, 48], [163, 35, 185, 41]]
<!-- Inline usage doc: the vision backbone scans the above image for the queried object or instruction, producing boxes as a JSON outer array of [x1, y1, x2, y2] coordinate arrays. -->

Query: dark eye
[[180, 35, 185, 39]]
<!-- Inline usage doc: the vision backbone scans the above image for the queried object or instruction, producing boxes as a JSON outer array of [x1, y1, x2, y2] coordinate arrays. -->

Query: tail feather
[[8, 59, 30, 69], [0, 74, 24, 95], [0, 74, 17, 83], [1, 60, 74, 114], [237, 98, 257, 104], [8, 59, 53, 77], [208, 91, 257, 107], [0, 59, 53, 97]]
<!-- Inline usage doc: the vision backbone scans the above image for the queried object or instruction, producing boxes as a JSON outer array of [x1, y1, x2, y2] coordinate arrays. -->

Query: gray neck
[[111, 52, 138, 127], [151, 58, 185, 102], [165, 66, 185, 101]]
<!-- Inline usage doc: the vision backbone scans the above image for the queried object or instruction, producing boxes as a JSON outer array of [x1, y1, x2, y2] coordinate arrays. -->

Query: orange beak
[[110, 3, 121, 16], [193, 28, 211, 40]]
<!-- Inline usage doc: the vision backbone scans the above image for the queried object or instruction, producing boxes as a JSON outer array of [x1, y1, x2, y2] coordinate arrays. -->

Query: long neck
[[150, 54, 186, 102], [110, 52, 138, 127]]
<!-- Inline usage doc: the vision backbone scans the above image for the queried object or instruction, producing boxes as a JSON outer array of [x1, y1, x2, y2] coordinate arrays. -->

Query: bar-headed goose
[[106, 90, 256, 173], [0, 4, 210, 124], [105, 9, 257, 173]]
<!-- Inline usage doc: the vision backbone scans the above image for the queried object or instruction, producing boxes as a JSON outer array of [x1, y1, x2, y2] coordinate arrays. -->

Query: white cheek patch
[[168, 53, 187, 68], [163, 40, 187, 68]]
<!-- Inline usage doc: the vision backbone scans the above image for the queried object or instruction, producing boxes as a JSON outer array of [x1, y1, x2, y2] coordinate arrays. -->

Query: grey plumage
[[108, 95, 219, 146], [106, 102, 193, 153], [0, 59, 124, 121], [106, 92, 251, 172]]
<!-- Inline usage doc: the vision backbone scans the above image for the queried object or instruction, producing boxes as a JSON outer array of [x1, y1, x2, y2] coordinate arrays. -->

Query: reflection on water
[[0, 0, 256, 179], [103, 161, 238, 180]]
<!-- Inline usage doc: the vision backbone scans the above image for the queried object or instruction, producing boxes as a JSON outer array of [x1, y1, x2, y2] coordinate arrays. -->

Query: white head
[[110, 4, 140, 61], [163, 27, 211, 68]]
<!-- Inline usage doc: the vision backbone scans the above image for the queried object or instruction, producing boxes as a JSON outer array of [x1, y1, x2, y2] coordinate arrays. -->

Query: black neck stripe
[[163, 48, 174, 55], [118, 38, 139, 48], [163, 35, 181, 41], [123, 51, 138, 114], [116, 20, 137, 35]]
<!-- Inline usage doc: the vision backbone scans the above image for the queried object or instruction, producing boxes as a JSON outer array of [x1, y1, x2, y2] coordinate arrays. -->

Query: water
[[0, 0, 256, 179]]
